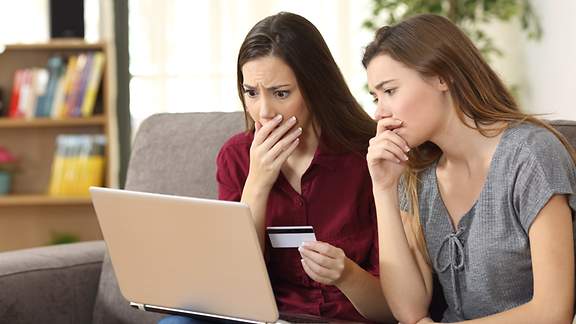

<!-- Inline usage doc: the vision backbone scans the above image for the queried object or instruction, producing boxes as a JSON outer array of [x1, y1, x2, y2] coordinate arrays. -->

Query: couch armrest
[[0, 241, 105, 324]]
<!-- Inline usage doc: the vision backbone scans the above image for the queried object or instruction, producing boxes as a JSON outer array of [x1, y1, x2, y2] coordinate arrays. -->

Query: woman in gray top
[[363, 14, 576, 324]]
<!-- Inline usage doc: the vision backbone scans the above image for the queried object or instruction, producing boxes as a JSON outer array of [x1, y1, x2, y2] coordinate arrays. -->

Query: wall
[[488, 0, 576, 120], [521, 0, 576, 120]]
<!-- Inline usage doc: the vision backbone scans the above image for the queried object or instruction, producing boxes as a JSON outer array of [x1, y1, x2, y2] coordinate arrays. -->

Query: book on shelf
[[0, 87, 5, 116], [6, 52, 105, 120], [38, 56, 65, 118], [8, 70, 24, 118], [81, 52, 105, 117], [48, 134, 106, 197]]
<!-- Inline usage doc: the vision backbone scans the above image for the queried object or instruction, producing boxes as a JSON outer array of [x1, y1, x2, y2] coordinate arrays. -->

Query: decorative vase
[[0, 171, 11, 195]]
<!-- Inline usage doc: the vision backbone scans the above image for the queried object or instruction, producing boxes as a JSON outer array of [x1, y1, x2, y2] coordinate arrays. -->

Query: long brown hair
[[362, 14, 576, 261], [237, 12, 375, 153]]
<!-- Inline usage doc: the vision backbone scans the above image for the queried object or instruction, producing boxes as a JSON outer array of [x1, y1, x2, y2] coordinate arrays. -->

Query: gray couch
[[0, 112, 574, 324]]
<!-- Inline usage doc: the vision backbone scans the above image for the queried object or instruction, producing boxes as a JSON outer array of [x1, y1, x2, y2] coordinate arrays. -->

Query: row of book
[[48, 134, 106, 197], [6, 52, 105, 119]]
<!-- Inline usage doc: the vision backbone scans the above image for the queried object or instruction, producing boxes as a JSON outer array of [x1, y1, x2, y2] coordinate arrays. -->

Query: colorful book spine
[[72, 54, 93, 117], [53, 56, 78, 119], [81, 52, 105, 117], [8, 70, 23, 118], [0, 88, 5, 116], [64, 54, 87, 118], [17, 70, 32, 119], [30, 68, 49, 119], [38, 56, 65, 118], [48, 134, 106, 197]]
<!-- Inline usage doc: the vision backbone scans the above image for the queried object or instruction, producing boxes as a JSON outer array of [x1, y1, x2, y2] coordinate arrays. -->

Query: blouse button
[[296, 198, 304, 207]]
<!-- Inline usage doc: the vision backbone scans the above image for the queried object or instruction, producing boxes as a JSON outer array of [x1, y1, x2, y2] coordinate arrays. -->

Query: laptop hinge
[[130, 302, 146, 311], [142, 303, 267, 324]]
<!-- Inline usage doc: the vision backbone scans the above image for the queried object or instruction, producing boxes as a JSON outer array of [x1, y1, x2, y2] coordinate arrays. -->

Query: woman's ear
[[436, 76, 450, 91]]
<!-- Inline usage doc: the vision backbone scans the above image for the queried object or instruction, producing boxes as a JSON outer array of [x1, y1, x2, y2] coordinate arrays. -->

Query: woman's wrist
[[244, 173, 273, 197], [335, 257, 359, 290], [372, 182, 399, 197]]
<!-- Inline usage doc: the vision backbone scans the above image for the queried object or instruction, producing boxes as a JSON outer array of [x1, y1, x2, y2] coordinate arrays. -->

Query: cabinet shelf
[[0, 194, 92, 206], [0, 116, 106, 128], [3, 42, 106, 51]]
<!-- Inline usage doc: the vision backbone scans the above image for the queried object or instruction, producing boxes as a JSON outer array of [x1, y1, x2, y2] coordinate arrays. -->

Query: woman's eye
[[243, 89, 257, 98], [372, 96, 379, 104], [274, 90, 290, 99], [384, 88, 396, 96]]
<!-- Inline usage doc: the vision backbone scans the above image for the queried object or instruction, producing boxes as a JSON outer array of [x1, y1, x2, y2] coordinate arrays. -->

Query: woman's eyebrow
[[242, 83, 291, 90], [374, 79, 397, 90]]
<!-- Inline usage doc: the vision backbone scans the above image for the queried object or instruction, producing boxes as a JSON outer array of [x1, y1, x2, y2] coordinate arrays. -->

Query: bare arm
[[374, 187, 433, 324], [367, 117, 433, 324], [241, 179, 272, 250], [418, 195, 574, 324], [337, 258, 396, 323], [241, 115, 301, 250], [299, 241, 396, 323]]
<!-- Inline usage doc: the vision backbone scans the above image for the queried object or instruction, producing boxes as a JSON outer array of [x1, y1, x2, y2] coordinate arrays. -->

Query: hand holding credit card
[[266, 226, 316, 248]]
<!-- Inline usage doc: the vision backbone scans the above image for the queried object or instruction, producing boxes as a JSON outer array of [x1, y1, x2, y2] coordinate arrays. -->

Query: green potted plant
[[363, 0, 542, 62], [0, 146, 17, 195], [50, 232, 81, 245]]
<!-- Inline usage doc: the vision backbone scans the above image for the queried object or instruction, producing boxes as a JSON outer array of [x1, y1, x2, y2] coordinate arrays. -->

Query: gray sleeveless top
[[400, 123, 576, 321]]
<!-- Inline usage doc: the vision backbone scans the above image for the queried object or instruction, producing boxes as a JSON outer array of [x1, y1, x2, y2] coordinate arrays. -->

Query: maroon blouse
[[216, 131, 379, 322]]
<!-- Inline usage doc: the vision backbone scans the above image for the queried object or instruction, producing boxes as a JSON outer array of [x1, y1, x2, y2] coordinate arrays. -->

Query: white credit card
[[266, 226, 316, 248]]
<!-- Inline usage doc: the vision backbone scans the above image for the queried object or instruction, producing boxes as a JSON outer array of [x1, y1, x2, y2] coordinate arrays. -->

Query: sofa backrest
[[125, 111, 246, 198], [551, 120, 576, 149]]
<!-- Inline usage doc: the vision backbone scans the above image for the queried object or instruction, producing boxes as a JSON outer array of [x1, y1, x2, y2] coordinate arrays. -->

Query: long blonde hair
[[362, 14, 576, 262]]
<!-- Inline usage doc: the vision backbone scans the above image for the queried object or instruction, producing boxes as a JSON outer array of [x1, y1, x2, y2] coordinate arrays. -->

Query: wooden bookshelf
[[0, 42, 113, 251], [3, 42, 106, 51], [0, 194, 92, 206], [0, 116, 107, 128]]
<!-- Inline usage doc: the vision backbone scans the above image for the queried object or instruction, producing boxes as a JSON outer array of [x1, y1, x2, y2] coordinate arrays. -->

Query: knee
[[158, 315, 197, 324]]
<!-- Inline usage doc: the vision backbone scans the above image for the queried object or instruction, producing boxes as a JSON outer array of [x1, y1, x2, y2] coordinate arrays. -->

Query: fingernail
[[403, 155, 409, 161], [289, 116, 297, 122], [297, 127, 303, 133], [404, 146, 410, 152], [275, 114, 282, 121], [298, 246, 303, 252]]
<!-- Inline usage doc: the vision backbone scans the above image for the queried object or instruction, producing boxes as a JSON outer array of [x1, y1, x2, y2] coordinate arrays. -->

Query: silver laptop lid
[[90, 187, 279, 323]]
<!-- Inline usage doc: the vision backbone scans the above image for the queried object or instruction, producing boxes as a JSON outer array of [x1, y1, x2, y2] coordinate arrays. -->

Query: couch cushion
[[551, 120, 576, 149], [0, 241, 104, 324], [93, 112, 244, 324]]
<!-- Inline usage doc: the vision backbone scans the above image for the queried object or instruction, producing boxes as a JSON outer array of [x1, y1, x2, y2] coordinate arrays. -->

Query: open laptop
[[90, 187, 336, 324]]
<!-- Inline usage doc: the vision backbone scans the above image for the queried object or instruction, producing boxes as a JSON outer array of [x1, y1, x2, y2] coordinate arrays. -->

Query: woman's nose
[[258, 95, 276, 120], [374, 102, 391, 120]]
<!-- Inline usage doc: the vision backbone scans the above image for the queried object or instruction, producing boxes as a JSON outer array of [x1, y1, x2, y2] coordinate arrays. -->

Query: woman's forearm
[[337, 259, 395, 323], [240, 176, 271, 251], [374, 187, 430, 323], [449, 299, 573, 324]]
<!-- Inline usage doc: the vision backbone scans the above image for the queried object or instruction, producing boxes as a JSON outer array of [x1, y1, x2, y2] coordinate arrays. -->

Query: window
[[128, 0, 375, 132]]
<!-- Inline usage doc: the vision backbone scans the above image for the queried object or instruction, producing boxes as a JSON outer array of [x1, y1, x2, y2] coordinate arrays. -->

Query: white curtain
[[128, 0, 375, 132]]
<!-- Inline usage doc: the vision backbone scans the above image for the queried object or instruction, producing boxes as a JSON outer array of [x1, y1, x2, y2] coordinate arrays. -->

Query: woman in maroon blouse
[[215, 12, 394, 323], [160, 12, 394, 324]]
